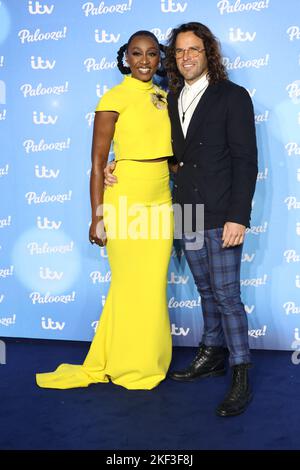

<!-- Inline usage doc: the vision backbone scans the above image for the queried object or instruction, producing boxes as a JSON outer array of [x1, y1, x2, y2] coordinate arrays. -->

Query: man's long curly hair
[[165, 22, 228, 93]]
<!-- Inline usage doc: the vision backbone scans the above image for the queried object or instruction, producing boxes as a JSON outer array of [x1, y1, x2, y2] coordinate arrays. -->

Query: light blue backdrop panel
[[0, 0, 300, 350]]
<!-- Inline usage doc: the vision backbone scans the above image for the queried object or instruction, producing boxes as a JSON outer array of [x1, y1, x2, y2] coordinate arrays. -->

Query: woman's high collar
[[123, 75, 154, 90]]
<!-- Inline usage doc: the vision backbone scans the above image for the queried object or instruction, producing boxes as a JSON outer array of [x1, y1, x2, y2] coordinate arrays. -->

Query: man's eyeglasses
[[174, 47, 205, 59]]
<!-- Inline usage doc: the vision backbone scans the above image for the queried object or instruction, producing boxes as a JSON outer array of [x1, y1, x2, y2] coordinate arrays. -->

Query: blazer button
[[174, 184, 178, 188], [199, 142, 203, 145], [179, 162, 184, 167], [193, 164, 197, 168], [194, 188, 198, 192]]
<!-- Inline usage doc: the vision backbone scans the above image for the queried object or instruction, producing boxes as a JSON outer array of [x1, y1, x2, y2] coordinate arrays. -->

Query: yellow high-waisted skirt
[[36, 159, 173, 390]]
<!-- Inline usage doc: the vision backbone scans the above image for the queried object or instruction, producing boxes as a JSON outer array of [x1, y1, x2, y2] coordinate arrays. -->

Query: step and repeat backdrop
[[0, 0, 300, 350]]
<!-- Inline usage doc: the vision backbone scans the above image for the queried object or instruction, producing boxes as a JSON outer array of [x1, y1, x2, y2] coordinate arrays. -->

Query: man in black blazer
[[165, 22, 258, 417]]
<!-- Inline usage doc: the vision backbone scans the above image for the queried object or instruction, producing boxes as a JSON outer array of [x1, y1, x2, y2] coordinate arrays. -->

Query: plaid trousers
[[182, 228, 251, 367]]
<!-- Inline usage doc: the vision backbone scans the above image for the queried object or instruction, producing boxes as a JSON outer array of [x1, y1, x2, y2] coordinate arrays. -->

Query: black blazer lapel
[[183, 83, 221, 158]]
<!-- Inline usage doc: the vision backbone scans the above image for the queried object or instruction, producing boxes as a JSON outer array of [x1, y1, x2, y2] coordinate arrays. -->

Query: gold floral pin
[[151, 86, 167, 110]]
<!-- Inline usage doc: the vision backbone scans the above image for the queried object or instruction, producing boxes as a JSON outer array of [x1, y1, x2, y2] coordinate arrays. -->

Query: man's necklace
[[180, 84, 208, 123]]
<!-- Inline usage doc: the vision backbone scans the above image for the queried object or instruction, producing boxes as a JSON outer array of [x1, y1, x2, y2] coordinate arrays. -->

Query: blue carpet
[[0, 338, 299, 450]]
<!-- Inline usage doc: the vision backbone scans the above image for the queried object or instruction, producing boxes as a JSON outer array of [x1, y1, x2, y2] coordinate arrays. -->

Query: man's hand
[[168, 163, 178, 173], [222, 222, 246, 248], [104, 161, 117, 187]]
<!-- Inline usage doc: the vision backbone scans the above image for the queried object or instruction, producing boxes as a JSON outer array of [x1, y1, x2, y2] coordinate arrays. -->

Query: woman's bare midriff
[[130, 157, 169, 163]]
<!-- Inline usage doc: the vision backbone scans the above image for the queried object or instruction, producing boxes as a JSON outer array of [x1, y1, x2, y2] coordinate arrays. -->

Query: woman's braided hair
[[117, 30, 166, 77]]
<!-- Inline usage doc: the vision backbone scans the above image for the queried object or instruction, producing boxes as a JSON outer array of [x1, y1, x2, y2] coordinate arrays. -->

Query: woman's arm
[[89, 111, 118, 246]]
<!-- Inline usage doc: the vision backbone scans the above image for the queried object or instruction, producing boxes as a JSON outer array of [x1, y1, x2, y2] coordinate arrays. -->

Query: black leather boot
[[168, 343, 226, 381], [216, 363, 253, 417]]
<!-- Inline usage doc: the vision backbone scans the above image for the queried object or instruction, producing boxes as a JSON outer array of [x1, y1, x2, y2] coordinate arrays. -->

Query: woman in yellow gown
[[36, 31, 174, 390]]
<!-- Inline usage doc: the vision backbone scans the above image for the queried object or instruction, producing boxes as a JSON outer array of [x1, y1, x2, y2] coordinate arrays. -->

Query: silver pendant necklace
[[180, 84, 208, 123]]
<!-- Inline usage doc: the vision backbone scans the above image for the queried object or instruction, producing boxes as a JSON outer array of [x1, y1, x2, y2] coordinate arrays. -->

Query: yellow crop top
[[95, 75, 173, 160]]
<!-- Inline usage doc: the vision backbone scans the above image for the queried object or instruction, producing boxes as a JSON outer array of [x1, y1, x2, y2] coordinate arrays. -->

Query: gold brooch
[[151, 87, 167, 110]]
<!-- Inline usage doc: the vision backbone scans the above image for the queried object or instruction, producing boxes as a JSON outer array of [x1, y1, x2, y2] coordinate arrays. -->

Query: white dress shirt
[[178, 74, 209, 137]]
